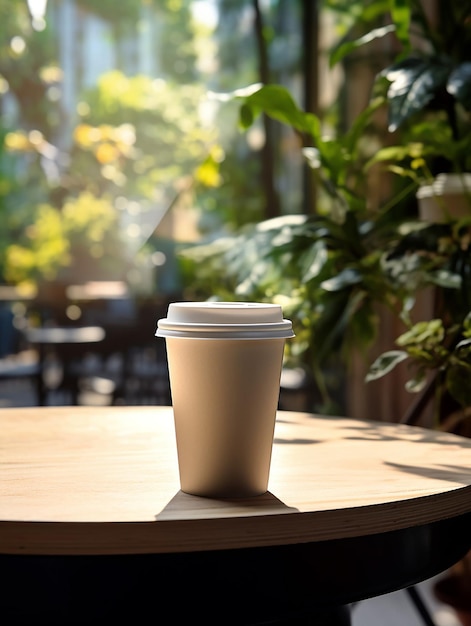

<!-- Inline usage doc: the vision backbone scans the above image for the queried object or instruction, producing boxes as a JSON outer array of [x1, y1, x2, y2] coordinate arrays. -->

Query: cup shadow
[[155, 489, 299, 521]]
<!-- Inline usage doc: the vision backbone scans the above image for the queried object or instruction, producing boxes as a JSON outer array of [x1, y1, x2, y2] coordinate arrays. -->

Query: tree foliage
[[0, 0, 218, 286]]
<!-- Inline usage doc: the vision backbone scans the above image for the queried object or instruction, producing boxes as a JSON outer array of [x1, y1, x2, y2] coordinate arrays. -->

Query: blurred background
[[0, 0, 334, 409], [0, 0, 459, 421], [3, 5, 471, 624]]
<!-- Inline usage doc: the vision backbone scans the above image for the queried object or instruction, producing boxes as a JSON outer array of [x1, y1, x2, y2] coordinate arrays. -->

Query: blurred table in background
[[65, 280, 134, 323], [65, 281, 129, 301], [1, 282, 174, 407], [23, 325, 106, 405]]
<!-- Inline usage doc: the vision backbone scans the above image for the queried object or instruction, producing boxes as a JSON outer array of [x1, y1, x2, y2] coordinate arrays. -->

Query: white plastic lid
[[156, 302, 294, 339]]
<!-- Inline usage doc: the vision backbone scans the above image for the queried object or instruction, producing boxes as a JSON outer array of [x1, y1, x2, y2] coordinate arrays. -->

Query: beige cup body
[[165, 336, 286, 497]]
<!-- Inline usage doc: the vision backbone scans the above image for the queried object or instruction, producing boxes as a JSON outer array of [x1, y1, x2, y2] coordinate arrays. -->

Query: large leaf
[[405, 370, 428, 393], [366, 350, 409, 382], [384, 58, 451, 131], [235, 260, 270, 296], [447, 62, 471, 110], [237, 85, 321, 139], [329, 24, 396, 68], [428, 269, 461, 290], [301, 240, 328, 283], [321, 267, 362, 291], [255, 214, 307, 233]]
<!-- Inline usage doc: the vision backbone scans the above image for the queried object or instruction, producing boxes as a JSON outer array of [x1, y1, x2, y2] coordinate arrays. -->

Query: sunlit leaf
[[4, 131, 32, 152], [74, 124, 97, 147], [256, 214, 307, 232], [209, 83, 263, 102], [396, 319, 444, 347], [236, 84, 321, 138], [195, 158, 221, 188], [455, 338, 471, 353], [303, 147, 321, 169], [366, 350, 409, 382], [95, 143, 119, 164], [405, 371, 427, 393], [366, 144, 413, 167], [428, 269, 461, 289], [321, 268, 362, 291], [384, 58, 450, 131], [447, 62, 471, 110], [302, 241, 328, 283], [329, 24, 396, 68]]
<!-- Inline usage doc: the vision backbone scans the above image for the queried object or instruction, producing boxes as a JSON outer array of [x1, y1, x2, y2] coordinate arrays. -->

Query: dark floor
[[352, 576, 460, 626]]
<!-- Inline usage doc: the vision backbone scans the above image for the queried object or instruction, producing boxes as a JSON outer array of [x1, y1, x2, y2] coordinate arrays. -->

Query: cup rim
[[156, 321, 294, 340], [156, 301, 294, 339]]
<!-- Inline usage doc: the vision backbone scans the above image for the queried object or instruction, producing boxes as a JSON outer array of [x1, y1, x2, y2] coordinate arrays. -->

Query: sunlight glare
[[191, 0, 218, 28], [27, 0, 48, 31]]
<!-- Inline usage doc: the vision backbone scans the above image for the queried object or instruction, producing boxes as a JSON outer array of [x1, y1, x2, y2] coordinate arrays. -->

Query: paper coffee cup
[[156, 302, 294, 497]]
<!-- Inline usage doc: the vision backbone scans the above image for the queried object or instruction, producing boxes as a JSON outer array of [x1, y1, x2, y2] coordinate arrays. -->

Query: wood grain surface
[[1, 406, 470, 555]]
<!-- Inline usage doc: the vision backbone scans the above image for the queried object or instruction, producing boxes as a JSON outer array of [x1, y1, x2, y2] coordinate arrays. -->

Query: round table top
[[1, 406, 471, 555]]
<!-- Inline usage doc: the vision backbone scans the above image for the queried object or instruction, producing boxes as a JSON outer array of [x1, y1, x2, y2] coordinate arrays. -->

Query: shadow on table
[[385, 460, 471, 486], [155, 489, 299, 521], [343, 420, 471, 446]]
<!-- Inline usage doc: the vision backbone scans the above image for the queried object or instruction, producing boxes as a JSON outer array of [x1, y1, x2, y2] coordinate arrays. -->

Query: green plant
[[183, 1, 471, 421], [182, 6, 471, 416], [333, 0, 471, 182], [327, 0, 471, 429], [4, 192, 130, 286], [182, 85, 416, 411], [183, 3, 471, 619], [365, 216, 471, 414], [78, 71, 221, 200], [367, 314, 471, 431]]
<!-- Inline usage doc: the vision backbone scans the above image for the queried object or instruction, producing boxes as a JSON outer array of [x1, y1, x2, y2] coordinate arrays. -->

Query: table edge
[[2, 487, 471, 555]]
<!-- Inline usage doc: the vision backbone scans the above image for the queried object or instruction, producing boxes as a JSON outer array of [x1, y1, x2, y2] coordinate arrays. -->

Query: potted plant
[[181, 1, 471, 621], [336, 0, 471, 444], [359, 0, 471, 221], [183, 0, 471, 415], [355, 3, 471, 619], [181, 84, 404, 413]]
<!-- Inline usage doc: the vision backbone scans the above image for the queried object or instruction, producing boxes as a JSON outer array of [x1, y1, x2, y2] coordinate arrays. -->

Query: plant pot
[[417, 173, 471, 222]]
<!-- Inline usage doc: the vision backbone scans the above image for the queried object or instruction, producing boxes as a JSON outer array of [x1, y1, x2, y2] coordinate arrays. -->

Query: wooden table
[[1, 406, 471, 625]]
